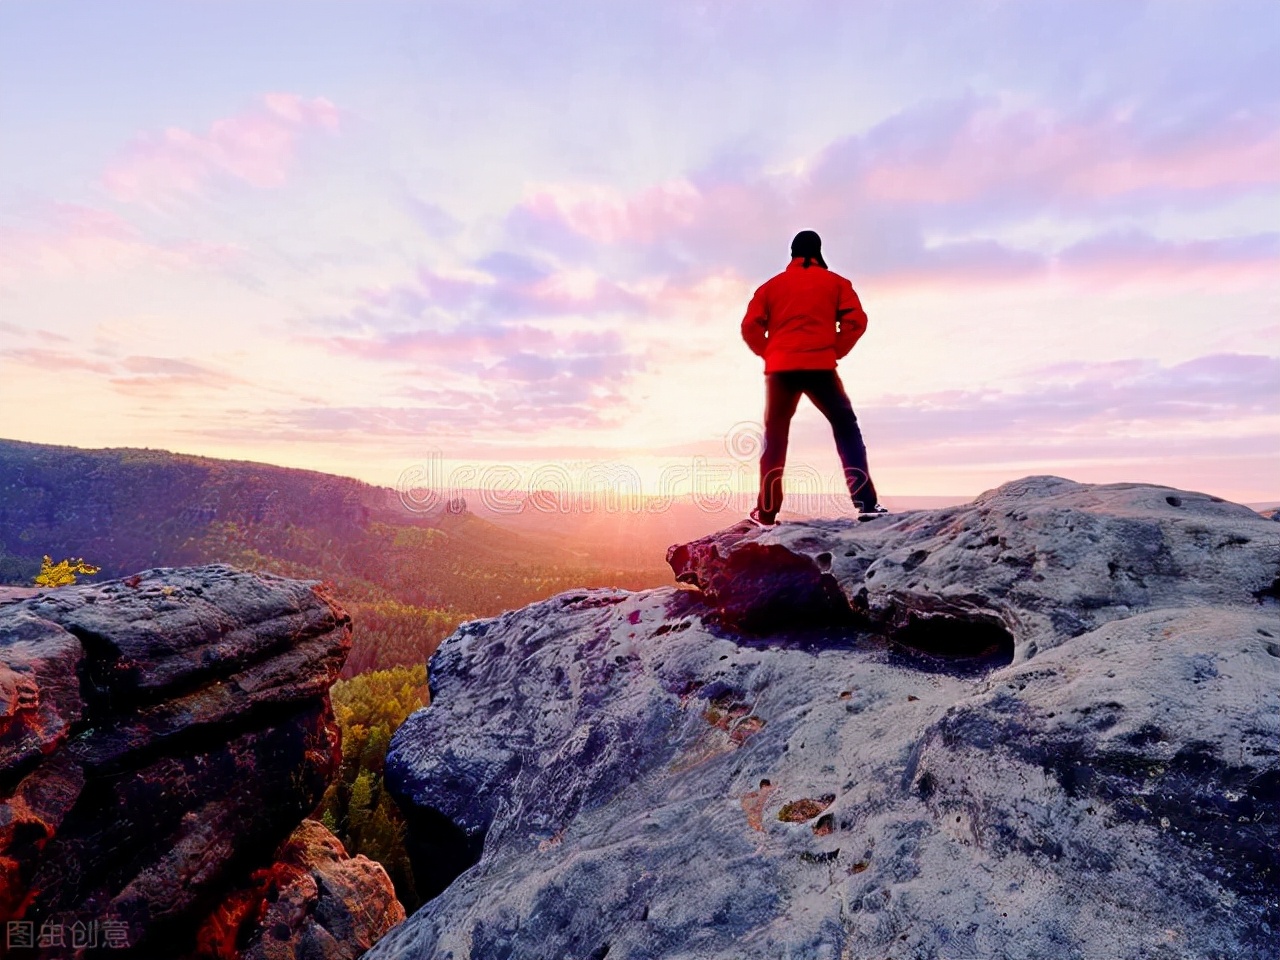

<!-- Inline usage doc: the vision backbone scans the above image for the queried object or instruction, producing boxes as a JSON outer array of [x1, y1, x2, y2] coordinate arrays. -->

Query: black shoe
[[748, 507, 777, 527], [854, 502, 890, 520]]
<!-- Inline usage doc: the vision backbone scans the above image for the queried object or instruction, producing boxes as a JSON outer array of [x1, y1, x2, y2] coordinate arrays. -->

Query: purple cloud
[[781, 353, 1280, 458], [298, 254, 652, 429]]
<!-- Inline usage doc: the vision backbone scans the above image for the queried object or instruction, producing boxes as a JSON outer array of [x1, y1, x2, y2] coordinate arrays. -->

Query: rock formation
[[375, 477, 1280, 960], [0, 564, 403, 958], [194, 819, 404, 960]]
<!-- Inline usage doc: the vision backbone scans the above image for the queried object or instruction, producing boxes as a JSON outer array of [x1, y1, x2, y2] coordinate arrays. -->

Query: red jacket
[[741, 257, 868, 373]]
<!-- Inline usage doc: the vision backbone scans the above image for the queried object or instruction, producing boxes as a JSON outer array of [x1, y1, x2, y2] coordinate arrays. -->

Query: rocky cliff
[[0, 564, 403, 958], [374, 476, 1279, 960]]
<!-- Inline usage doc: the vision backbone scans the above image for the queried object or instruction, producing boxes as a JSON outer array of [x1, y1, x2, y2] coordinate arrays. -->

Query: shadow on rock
[[679, 588, 1015, 677]]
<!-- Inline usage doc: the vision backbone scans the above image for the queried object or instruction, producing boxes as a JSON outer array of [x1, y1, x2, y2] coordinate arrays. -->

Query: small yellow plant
[[34, 556, 101, 588]]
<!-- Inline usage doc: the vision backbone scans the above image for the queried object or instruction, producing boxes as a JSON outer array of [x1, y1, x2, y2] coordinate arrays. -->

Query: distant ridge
[[0, 437, 425, 580], [0, 437, 668, 617]]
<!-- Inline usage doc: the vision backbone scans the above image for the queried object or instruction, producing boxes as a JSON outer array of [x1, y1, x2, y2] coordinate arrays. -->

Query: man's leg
[[757, 372, 803, 521], [801, 370, 879, 508]]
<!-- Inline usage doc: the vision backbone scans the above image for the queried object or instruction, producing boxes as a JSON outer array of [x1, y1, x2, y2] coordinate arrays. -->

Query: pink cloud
[[0, 204, 239, 286], [1052, 231, 1280, 289], [522, 180, 703, 245], [109, 355, 245, 393], [863, 231, 1280, 292], [858, 106, 1280, 205], [0, 345, 243, 394], [1, 347, 117, 375], [102, 93, 340, 204]]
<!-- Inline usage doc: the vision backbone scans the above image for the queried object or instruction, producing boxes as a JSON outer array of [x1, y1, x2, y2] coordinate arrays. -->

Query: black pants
[[757, 369, 877, 520]]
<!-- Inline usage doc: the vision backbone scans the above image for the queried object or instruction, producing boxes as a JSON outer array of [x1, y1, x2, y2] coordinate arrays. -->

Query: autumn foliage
[[34, 555, 100, 587]]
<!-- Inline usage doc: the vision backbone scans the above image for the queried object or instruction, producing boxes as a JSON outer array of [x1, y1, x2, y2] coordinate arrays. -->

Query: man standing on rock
[[741, 230, 886, 526]]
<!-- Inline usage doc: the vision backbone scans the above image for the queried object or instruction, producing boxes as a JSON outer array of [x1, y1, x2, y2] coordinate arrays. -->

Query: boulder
[[375, 477, 1280, 960], [0, 564, 402, 957], [193, 819, 405, 960]]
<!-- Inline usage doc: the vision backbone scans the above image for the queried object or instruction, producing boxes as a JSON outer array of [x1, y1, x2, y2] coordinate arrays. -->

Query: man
[[740, 230, 887, 526]]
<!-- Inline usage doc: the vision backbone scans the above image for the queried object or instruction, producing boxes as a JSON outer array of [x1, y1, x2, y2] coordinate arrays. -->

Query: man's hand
[[834, 288, 867, 358]]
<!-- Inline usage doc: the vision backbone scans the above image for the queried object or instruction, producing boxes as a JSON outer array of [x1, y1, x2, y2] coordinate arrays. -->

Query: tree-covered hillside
[[0, 438, 672, 674]]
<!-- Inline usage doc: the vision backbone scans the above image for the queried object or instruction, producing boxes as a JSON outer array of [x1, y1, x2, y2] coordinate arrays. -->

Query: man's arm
[[834, 282, 867, 359], [741, 287, 769, 357]]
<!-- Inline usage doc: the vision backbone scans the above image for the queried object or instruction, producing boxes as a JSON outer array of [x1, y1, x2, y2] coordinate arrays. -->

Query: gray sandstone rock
[[377, 477, 1280, 960]]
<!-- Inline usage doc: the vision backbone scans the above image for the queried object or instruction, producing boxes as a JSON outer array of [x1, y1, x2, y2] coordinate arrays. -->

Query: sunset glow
[[2, 0, 1276, 501]]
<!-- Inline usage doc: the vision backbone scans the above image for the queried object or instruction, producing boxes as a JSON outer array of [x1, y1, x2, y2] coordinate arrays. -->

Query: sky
[[1, 0, 1277, 504]]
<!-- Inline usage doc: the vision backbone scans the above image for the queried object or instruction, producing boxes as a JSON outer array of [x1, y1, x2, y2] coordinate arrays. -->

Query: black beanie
[[791, 230, 827, 269]]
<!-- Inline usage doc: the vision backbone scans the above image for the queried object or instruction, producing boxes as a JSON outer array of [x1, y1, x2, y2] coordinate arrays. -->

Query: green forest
[[318, 665, 430, 910]]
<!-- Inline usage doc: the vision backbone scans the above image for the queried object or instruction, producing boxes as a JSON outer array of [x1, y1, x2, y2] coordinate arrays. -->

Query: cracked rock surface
[[376, 477, 1280, 960]]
